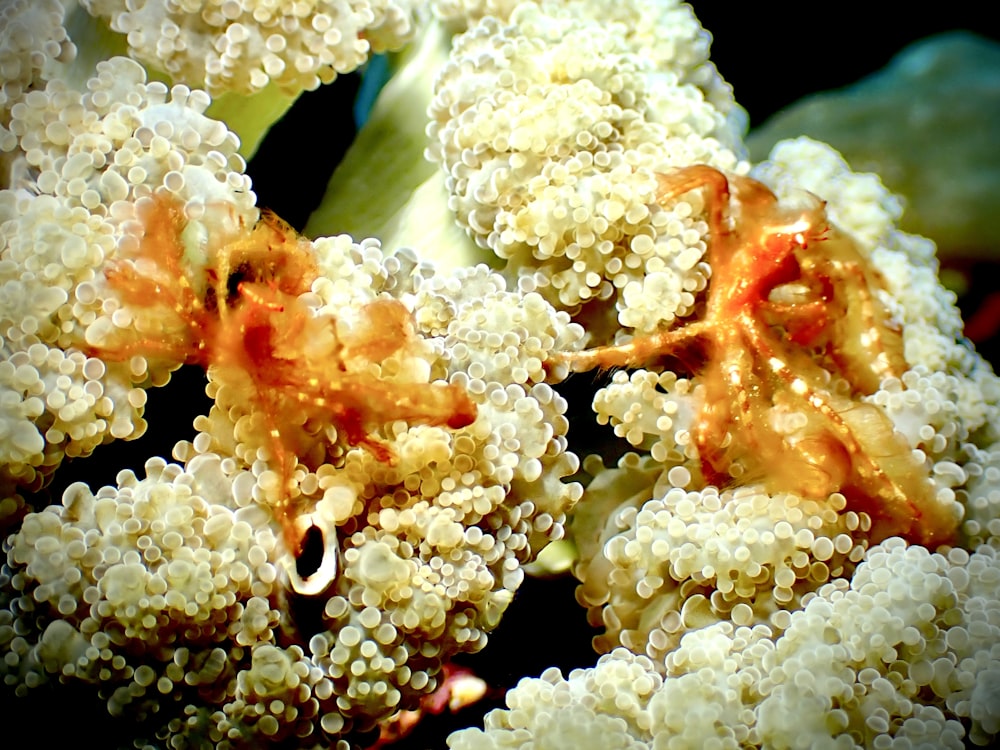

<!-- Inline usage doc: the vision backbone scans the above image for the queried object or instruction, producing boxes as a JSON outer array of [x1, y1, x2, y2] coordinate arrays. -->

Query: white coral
[[562, 80, 1000, 750], [81, 0, 418, 95], [0, 56, 255, 487], [427, 0, 747, 331], [2, 223, 585, 743], [455, 542, 1000, 749]]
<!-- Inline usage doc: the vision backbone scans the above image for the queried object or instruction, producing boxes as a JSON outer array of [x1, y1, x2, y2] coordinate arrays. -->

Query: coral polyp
[[556, 165, 957, 547]]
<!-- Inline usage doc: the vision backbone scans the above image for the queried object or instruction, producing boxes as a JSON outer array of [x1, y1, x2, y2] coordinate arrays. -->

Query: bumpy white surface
[[427, 0, 747, 335], [5, 1, 1000, 747], [430, 0, 523, 29], [572, 140, 999, 646], [0, 0, 76, 157], [1, 455, 355, 747], [500, 137, 1000, 747], [81, 0, 418, 95], [578, 462, 870, 662], [0, 54, 255, 490], [2, 230, 585, 745], [1, 7, 586, 743], [451, 541, 1000, 749]]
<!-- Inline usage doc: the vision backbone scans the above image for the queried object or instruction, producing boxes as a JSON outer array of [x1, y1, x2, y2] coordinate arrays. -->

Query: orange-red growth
[[91, 194, 477, 554], [559, 166, 955, 547]]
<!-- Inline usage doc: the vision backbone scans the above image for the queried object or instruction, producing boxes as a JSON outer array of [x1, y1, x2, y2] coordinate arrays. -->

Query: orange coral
[[556, 166, 956, 547], [88, 194, 477, 554]]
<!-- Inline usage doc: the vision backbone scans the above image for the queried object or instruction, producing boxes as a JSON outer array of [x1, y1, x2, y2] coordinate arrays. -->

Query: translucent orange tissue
[[88, 193, 477, 555], [556, 166, 957, 548]]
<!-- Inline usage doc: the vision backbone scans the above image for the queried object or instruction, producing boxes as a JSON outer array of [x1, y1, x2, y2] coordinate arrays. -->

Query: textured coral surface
[[2, 2, 999, 749]]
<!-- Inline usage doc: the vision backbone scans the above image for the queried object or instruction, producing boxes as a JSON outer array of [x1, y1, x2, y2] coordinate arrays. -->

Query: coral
[[2, 226, 583, 743], [0, 0, 76, 160], [0, 55, 252, 489], [576, 457, 870, 661], [3, 1, 999, 748], [559, 140, 1000, 748], [453, 541, 1000, 749], [81, 0, 418, 96], [0, 11, 583, 743], [2, 458, 281, 719], [426, 0, 747, 332]]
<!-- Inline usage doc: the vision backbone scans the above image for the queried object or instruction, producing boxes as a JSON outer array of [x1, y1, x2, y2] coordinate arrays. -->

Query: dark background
[[695, 2, 999, 130]]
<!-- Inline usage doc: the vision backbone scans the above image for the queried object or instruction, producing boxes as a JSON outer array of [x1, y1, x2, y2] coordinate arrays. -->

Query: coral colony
[[2, 1, 999, 749]]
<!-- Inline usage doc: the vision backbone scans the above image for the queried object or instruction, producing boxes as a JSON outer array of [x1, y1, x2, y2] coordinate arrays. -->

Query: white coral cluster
[[0, 455, 372, 747], [164, 237, 584, 737], [4, 0, 1000, 748], [0, 0, 75, 157], [452, 540, 1000, 749], [426, 0, 747, 334], [0, 50, 254, 492], [81, 0, 418, 96], [573, 136, 1000, 627], [1, 242, 583, 743], [0, 58, 582, 744], [1, 456, 287, 730], [521, 138, 1000, 748], [430, 0, 524, 30], [1, 6, 585, 745], [576, 458, 870, 663]]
